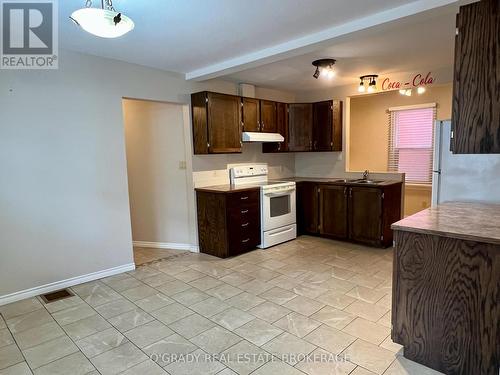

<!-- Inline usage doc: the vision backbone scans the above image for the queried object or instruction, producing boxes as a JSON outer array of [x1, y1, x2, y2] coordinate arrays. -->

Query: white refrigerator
[[431, 120, 500, 205]]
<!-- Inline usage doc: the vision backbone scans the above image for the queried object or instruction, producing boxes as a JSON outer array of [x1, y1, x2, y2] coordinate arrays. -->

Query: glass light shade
[[405, 89, 412, 96], [71, 8, 134, 38], [358, 83, 366, 93], [367, 85, 375, 93], [417, 86, 426, 94], [399, 89, 406, 95]]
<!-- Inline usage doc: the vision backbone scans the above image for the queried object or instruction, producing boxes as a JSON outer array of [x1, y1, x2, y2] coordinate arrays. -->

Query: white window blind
[[388, 106, 436, 184]]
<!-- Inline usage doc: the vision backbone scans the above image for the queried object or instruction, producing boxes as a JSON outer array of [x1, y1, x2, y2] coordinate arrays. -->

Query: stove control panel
[[231, 164, 268, 178]]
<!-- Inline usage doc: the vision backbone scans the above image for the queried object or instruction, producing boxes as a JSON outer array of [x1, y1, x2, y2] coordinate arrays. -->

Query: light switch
[[179, 161, 186, 170]]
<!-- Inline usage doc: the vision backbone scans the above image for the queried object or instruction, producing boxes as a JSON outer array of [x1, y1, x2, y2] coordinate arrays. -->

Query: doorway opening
[[122, 98, 194, 265]]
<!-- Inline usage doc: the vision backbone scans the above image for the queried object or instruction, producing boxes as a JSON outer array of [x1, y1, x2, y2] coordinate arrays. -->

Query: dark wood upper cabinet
[[313, 101, 332, 151], [296, 181, 319, 235], [264, 100, 342, 153], [348, 187, 383, 246], [260, 100, 277, 133], [192, 91, 342, 154], [452, 0, 500, 154], [191, 92, 242, 154], [242, 97, 260, 132], [262, 102, 288, 153], [313, 100, 343, 151], [288, 103, 313, 151], [319, 185, 348, 239]]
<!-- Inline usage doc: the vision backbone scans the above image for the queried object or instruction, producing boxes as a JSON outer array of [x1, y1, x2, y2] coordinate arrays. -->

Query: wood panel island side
[[391, 202, 499, 375]]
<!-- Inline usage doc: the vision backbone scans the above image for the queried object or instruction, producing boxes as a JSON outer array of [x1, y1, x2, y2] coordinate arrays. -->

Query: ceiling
[[224, 10, 457, 91], [59, 0, 457, 82]]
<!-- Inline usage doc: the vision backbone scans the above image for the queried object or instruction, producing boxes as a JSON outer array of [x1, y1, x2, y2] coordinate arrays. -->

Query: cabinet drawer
[[228, 202, 260, 222], [227, 200, 261, 256], [227, 190, 260, 208], [228, 225, 260, 255]]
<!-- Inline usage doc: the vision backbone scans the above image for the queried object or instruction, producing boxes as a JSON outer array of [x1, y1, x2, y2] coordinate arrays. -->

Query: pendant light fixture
[[70, 0, 134, 38], [358, 75, 378, 93], [312, 59, 336, 79]]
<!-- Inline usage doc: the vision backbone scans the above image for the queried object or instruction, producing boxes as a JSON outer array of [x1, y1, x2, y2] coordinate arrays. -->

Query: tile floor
[[0, 236, 444, 375], [133, 247, 185, 266]]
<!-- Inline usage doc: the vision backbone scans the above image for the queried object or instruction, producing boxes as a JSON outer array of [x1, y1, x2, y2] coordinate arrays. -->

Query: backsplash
[[192, 143, 295, 187]]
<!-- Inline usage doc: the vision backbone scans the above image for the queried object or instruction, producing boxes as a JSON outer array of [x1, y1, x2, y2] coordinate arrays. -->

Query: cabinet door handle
[[240, 196, 249, 200], [241, 222, 249, 227], [344, 187, 347, 196], [262, 122, 265, 130], [241, 209, 249, 214], [242, 238, 250, 243]]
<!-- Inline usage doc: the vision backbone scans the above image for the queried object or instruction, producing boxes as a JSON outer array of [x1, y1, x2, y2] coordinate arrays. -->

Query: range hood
[[242, 132, 284, 143]]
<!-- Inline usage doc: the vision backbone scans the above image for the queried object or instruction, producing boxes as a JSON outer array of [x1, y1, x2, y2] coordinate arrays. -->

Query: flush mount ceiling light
[[70, 0, 134, 38], [358, 75, 378, 93], [312, 59, 336, 79]]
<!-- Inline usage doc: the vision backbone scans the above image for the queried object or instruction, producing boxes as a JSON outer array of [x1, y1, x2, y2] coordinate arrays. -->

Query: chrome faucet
[[363, 170, 369, 181]]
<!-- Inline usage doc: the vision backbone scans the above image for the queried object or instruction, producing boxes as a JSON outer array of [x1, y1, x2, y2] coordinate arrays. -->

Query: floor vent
[[40, 289, 74, 303]]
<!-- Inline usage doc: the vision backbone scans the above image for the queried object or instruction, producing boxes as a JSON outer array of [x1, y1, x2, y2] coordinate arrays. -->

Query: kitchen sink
[[332, 179, 359, 183], [353, 179, 381, 184]]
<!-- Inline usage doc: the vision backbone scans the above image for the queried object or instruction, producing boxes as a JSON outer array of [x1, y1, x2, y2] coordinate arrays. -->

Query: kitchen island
[[391, 202, 499, 375]]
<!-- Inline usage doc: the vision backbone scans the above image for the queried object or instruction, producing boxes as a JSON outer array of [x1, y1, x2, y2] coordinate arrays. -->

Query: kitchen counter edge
[[391, 201, 500, 246]]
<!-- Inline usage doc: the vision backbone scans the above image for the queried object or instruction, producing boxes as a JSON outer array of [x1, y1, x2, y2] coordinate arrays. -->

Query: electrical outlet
[[179, 161, 186, 170]]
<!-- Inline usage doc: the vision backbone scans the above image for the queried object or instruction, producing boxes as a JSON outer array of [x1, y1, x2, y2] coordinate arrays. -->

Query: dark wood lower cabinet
[[392, 230, 500, 374], [348, 187, 383, 246], [297, 181, 402, 247], [297, 182, 319, 235], [319, 185, 348, 239], [196, 188, 260, 258]]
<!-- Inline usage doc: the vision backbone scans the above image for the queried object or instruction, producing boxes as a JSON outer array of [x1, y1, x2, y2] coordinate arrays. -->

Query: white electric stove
[[229, 164, 297, 248]]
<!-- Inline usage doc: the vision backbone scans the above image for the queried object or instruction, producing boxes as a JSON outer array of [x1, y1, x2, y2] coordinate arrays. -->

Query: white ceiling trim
[[185, 0, 458, 81]]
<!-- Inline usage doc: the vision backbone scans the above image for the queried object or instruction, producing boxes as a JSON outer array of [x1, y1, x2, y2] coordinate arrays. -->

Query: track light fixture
[[312, 59, 336, 79], [358, 75, 378, 93]]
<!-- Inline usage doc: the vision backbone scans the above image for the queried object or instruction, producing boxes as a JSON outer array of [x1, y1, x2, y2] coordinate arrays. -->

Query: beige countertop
[[392, 202, 500, 245], [194, 184, 261, 193], [195, 177, 402, 193], [284, 177, 402, 187]]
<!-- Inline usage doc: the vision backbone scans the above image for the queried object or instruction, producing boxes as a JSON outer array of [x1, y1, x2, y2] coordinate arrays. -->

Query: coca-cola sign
[[381, 72, 435, 91]]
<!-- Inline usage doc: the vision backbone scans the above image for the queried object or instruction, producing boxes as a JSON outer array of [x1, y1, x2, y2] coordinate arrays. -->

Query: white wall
[[0, 50, 296, 301]]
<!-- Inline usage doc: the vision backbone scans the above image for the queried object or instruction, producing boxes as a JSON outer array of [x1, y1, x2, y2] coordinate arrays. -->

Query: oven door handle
[[264, 189, 295, 197]]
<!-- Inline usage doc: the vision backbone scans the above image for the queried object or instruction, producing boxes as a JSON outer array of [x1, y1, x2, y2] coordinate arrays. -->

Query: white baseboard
[[133, 241, 199, 253], [0, 263, 135, 307]]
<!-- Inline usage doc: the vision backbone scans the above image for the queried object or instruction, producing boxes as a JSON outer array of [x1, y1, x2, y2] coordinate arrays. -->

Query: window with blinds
[[388, 106, 436, 184]]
